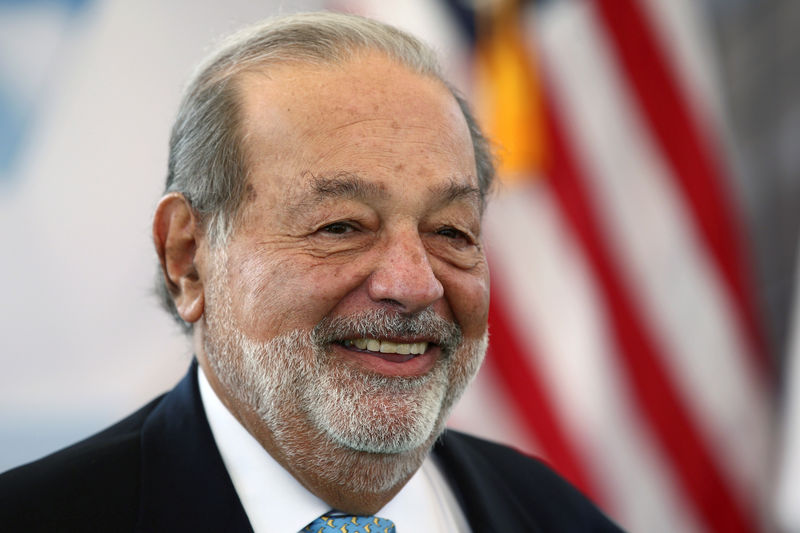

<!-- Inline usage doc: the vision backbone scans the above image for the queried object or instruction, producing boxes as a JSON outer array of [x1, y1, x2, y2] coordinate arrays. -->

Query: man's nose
[[366, 231, 444, 314]]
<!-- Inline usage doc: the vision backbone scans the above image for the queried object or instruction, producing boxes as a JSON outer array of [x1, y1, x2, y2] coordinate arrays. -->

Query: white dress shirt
[[198, 367, 471, 532]]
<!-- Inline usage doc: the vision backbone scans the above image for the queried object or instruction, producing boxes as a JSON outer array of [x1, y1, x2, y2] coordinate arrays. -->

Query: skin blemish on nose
[[394, 163, 405, 172]]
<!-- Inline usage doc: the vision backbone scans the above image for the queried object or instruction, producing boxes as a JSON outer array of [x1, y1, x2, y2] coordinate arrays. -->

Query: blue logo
[[0, 0, 91, 182]]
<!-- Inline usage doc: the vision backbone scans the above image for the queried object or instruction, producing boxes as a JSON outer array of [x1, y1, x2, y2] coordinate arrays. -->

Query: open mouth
[[339, 338, 431, 363]]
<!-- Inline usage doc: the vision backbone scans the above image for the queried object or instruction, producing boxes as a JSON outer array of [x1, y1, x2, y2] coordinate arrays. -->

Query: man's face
[[198, 52, 490, 478]]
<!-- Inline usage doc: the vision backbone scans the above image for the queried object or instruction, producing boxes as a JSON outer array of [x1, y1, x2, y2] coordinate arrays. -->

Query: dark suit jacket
[[0, 362, 623, 532]]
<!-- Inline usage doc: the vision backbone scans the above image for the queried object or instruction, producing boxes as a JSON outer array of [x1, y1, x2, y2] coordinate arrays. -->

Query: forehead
[[233, 52, 477, 199]]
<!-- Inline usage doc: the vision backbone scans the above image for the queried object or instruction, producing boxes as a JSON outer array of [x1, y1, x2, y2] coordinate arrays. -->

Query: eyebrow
[[310, 172, 388, 201], [430, 179, 483, 209], [306, 171, 482, 210]]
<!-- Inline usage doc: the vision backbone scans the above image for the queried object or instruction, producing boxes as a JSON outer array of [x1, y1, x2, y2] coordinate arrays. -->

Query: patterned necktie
[[303, 513, 396, 533]]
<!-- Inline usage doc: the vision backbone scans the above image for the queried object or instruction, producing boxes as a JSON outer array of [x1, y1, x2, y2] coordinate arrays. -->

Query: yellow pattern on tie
[[302, 513, 396, 533]]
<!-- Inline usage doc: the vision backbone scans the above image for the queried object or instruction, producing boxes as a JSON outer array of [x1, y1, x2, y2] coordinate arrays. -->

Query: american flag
[[338, 0, 774, 531]]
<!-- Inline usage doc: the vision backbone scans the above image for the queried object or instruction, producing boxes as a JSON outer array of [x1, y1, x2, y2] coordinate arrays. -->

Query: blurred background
[[1, 0, 798, 531]]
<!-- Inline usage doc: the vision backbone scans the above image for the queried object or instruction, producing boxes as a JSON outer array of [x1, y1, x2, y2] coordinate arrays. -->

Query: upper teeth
[[344, 339, 428, 355]]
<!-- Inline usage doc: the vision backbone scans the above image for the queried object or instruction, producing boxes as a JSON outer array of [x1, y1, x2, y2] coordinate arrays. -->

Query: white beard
[[201, 251, 488, 492]]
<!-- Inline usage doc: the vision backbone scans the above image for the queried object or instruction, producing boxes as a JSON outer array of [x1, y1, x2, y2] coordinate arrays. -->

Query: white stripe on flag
[[775, 239, 800, 531], [637, 0, 727, 131]]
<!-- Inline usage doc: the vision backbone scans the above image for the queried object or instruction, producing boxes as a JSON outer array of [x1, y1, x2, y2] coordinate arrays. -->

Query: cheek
[[231, 253, 369, 337], [440, 264, 490, 339]]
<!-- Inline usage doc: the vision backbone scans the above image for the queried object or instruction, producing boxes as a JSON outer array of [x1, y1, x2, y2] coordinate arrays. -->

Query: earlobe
[[153, 193, 205, 323]]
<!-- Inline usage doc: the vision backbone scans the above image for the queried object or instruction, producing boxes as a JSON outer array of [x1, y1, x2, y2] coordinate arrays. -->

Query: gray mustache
[[312, 308, 462, 354]]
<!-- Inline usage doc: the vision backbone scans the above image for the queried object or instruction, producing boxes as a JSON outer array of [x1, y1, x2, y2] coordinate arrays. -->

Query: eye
[[436, 226, 473, 246], [318, 221, 356, 235], [437, 226, 465, 239]]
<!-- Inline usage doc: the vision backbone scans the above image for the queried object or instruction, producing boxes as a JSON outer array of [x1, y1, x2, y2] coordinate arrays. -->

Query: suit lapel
[[135, 362, 253, 533], [433, 431, 543, 533]]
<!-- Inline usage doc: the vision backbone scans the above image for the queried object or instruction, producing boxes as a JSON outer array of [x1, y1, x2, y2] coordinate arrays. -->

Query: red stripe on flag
[[486, 274, 603, 504], [592, 0, 769, 374], [541, 89, 758, 533]]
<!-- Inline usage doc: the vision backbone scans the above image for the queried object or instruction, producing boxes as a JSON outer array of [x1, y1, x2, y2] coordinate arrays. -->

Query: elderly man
[[0, 12, 621, 532]]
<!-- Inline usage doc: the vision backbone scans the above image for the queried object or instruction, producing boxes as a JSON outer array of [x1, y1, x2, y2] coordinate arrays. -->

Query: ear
[[153, 193, 205, 323]]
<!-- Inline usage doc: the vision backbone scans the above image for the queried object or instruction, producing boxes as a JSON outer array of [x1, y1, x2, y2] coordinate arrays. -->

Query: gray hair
[[158, 11, 495, 331]]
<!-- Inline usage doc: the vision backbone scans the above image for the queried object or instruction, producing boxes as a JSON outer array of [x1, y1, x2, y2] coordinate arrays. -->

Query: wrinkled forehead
[[235, 53, 468, 136], [232, 52, 478, 198]]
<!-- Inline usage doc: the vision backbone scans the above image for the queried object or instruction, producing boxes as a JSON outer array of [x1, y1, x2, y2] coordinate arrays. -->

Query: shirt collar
[[198, 365, 328, 533]]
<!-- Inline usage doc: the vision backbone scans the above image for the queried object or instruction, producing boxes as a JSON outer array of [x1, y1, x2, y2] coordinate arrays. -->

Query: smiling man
[[0, 12, 621, 532]]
